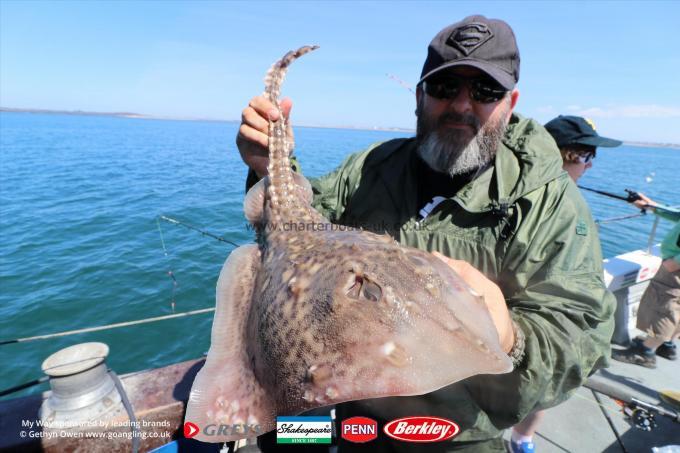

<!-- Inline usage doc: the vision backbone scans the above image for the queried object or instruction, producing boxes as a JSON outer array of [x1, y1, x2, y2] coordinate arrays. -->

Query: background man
[[237, 15, 614, 452], [544, 115, 622, 182], [613, 194, 680, 368]]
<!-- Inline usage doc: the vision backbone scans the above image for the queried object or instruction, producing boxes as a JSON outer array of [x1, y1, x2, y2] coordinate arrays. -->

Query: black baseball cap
[[544, 115, 622, 148], [418, 15, 520, 90]]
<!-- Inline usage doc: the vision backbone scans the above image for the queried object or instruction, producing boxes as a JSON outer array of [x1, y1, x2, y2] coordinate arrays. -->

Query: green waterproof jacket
[[247, 113, 615, 448], [654, 205, 680, 264]]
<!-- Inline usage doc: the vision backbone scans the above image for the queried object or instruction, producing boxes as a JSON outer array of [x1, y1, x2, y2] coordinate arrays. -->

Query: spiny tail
[[263, 45, 319, 106], [264, 46, 318, 210]]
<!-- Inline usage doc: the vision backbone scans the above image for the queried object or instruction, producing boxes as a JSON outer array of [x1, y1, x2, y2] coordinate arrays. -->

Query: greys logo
[[184, 422, 262, 438]]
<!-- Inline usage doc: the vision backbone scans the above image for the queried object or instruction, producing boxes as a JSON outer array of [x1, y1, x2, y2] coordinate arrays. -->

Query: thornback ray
[[184, 45, 513, 442]]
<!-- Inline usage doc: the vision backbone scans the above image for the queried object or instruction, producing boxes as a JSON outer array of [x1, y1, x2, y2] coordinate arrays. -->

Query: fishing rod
[[157, 217, 179, 312], [155, 215, 241, 311], [158, 215, 241, 248], [578, 186, 679, 222], [577, 186, 649, 224], [578, 186, 642, 203], [595, 213, 646, 225], [584, 377, 680, 431], [386, 73, 415, 94]]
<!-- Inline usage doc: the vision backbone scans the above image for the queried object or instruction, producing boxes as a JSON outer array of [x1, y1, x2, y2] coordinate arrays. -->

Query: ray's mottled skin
[[185, 46, 513, 443]]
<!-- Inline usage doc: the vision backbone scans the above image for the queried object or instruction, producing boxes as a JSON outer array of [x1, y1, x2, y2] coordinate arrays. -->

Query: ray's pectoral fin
[[185, 244, 275, 442], [243, 172, 313, 224], [292, 172, 313, 204], [244, 177, 267, 224]]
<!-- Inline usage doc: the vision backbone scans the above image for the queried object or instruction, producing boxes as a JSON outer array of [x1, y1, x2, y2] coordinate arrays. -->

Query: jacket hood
[[453, 113, 565, 213]]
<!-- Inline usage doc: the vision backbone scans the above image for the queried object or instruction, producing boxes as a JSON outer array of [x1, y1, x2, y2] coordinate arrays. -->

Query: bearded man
[[237, 15, 614, 453]]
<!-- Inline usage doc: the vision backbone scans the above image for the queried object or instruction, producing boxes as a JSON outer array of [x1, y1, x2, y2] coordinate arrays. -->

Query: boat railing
[[647, 215, 660, 254]]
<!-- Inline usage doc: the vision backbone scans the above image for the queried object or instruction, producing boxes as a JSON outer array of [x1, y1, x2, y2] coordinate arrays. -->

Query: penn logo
[[341, 416, 378, 443], [184, 421, 199, 439], [383, 416, 459, 443]]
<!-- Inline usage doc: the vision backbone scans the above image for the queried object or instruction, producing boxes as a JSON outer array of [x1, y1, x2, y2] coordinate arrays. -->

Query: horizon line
[[0, 106, 415, 134], [2, 106, 679, 149]]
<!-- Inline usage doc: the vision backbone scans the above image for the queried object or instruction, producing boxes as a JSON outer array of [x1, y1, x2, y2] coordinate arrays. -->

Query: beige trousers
[[636, 264, 680, 343]]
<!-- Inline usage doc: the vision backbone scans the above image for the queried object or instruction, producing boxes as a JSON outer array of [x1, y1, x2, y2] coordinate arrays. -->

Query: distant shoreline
[[620, 141, 680, 150], [0, 106, 229, 123], [0, 107, 414, 133], [2, 107, 678, 147]]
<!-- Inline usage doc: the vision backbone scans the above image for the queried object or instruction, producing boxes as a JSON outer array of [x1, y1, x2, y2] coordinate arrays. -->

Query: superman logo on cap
[[447, 23, 494, 56]]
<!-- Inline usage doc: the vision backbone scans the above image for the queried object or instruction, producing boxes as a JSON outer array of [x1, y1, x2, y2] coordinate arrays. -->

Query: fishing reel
[[587, 377, 679, 433], [624, 189, 642, 203], [624, 189, 650, 215], [622, 403, 658, 431]]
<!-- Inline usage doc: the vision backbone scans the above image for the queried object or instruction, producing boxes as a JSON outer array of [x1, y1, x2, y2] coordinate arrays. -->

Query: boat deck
[[217, 335, 680, 453], [1, 344, 677, 452], [514, 332, 679, 452]]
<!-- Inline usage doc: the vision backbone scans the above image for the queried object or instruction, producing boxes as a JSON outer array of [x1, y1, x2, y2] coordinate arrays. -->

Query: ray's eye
[[346, 274, 382, 302], [362, 279, 381, 302]]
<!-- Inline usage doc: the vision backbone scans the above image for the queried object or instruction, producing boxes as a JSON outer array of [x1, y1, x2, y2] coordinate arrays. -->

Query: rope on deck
[[0, 307, 215, 346]]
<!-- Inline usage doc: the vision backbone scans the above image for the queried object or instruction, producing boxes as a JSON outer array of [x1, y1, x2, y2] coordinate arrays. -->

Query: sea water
[[0, 112, 677, 396]]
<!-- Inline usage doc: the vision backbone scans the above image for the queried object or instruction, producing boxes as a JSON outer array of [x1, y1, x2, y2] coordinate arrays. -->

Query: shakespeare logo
[[276, 416, 332, 444]]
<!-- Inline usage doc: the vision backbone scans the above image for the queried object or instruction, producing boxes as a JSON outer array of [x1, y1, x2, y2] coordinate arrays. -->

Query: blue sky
[[1, 0, 679, 143]]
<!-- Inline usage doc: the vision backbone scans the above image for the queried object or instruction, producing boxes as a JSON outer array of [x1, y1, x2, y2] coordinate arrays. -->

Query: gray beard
[[416, 104, 509, 177]]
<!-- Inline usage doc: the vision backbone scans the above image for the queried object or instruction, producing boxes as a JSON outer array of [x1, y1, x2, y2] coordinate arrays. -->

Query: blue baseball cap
[[544, 115, 622, 148]]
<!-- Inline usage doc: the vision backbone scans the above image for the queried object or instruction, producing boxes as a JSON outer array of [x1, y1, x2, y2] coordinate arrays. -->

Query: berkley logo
[[383, 416, 459, 443], [341, 416, 378, 443]]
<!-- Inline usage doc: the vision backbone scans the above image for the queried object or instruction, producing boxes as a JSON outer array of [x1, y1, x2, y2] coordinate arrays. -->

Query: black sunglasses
[[422, 76, 508, 104], [577, 151, 596, 164], [568, 144, 597, 163]]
